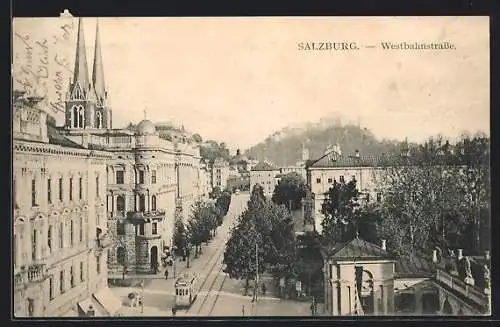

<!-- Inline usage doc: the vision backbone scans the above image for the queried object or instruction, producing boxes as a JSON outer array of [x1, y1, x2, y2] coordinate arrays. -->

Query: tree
[[187, 201, 219, 255], [215, 190, 232, 218], [210, 186, 222, 199], [192, 133, 203, 143], [223, 216, 262, 295], [373, 135, 490, 256], [248, 184, 266, 212], [173, 218, 187, 256], [271, 172, 308, 211], [320, 178, 361, 244]]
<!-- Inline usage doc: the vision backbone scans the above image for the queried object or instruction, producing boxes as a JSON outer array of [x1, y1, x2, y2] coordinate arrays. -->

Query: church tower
[[65, 18, 111, 130]]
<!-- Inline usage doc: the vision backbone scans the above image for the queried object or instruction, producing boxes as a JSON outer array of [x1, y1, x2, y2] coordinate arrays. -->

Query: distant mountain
[[244, 121, 404, 167]]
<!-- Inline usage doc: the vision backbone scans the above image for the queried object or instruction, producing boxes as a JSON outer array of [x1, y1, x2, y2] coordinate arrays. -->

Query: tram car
[[174, 273, 199, 309]]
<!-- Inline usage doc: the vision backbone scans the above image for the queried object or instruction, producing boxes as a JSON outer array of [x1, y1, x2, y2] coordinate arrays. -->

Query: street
[[111, 192, 315, 317]]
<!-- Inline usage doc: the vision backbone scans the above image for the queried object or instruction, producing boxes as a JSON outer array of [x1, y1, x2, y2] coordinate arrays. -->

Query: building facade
[[56, 18, 202, 278], [307, 146, 383, 233], [13, 92, 115, 317], [322, 237, 491, 316], [211, 157, 229, 190], [250, 162, 280, 197]]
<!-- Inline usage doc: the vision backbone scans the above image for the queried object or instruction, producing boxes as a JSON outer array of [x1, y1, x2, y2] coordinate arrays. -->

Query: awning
[[93, 287, 122, 316], [77, 297, 107, 317]]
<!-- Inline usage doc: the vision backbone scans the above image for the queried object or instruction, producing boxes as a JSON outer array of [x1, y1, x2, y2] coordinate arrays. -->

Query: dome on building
[[136, 119, 156, 134]]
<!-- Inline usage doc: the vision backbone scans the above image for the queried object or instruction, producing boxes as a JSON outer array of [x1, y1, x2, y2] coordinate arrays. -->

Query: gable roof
[[324, 237, 393, 261], [251, 161, 278, 171], [395, 251, 437, 278], [309, 154, 387, 168]]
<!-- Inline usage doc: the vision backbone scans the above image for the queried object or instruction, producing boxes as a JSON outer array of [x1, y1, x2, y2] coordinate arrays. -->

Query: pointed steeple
[[92, 19, 106, 102], [73, 18, 90, 91]]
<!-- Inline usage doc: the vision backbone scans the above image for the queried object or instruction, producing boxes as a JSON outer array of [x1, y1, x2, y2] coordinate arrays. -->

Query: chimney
[[355, 149, 360, 158], [485, 250, 490, 260], [432, 249, 438, 263], [457, 249, 463, 260], [381, 239, 386, 251]]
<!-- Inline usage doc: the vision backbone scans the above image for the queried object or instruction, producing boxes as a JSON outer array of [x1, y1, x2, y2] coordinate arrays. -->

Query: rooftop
[[322, 237, 393, 261], [251, 161, 279, 171]]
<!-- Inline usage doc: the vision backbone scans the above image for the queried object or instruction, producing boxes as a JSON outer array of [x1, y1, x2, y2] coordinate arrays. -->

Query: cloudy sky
[[13, 16, 489, 151]]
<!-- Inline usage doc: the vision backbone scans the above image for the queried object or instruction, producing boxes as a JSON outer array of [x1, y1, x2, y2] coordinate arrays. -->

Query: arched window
[[78, 107, 85, 128], [72, 106, 78, 128], [96, 112, 103, 129], [117, 246, 126, 265], [151, 195, 157, 211], [116, 195, 125, 212]]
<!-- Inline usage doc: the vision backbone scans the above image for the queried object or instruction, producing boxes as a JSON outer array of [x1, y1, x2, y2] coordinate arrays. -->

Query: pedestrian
[[164, 269, 169, 279], [171, 307, 177, 317], [242, 304, 245, 316], [261, 282, 267, 296]]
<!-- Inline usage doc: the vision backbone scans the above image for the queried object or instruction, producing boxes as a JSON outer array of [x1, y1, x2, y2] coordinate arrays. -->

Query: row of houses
[[12, 18, 214, 318]]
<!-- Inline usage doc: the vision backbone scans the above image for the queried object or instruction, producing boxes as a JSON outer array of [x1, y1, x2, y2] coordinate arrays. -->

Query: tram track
[[181, 196, 244, 316]]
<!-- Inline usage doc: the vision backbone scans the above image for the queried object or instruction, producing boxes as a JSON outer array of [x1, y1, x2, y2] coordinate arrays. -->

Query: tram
[[174, 273, 199, 309]]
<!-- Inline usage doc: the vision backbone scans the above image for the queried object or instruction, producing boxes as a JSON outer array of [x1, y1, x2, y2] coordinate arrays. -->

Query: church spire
[[73, 17, 90, 90], [92, 19, 106, 102]]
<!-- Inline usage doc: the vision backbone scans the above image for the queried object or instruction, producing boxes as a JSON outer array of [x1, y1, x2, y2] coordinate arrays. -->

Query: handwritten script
[[13, 18, 76, 116]]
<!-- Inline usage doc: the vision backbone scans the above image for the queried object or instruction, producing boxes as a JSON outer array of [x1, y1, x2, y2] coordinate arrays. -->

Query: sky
[[13, 16, 490, 152]]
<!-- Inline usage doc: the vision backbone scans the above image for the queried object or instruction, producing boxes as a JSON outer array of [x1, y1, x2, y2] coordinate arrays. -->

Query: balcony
[[27, 264, 47, 283], [14, 264, 47, 289], [126, 210, 165, 221]]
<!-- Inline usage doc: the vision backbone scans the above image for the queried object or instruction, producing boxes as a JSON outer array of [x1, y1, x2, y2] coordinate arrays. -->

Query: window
[[69, 178, 73, 201], [80, 261, 84, 282], [31, 179, 37, 207], [117, 195, 125, 212], [79, 177, 82, 200], [151, 195, 157, 211], [96, 176, 100, 197], [152, 222, 158, 235], [96, 255, 101, 274], [49, 277, 54, 300], [70, 266, 75, 288], [47, 179, 52, 204], [59, 270, 65, 294], [339, 175, 345, 183], [151, 170, 156, 184], [31, 229, 37, 260], [79, 217, 83, 242], [376, 193, 382, 203], [70, 220, 74, 246], [59, 178, 63, 201], [47, 226, 52, 252], [327, 178, 333, 183], [116, 171, 124, 184], [59, 222, 63, 249], [138, 171, 145, 184], [139, 224, 145, 235], [117, 247, 125, 265], [139, 195, 146, 212], [316, 178, 321, 184]]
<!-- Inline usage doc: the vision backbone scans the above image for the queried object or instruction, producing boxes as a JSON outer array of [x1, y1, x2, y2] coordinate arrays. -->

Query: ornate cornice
[[14, 140, 111, 159]]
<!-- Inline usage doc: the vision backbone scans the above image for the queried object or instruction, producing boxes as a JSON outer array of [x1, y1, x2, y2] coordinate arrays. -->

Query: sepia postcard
[[12, 15, 490, 318]]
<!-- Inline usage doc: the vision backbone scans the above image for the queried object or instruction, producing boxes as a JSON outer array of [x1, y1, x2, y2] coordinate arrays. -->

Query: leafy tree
[[374, 135, 490, 256], [223, 217, 262, 295], [248, 184, 266, 211], [320, 178, 361, 244], [173, 218, 187, 256], [192, 133, 203, 143], [215, 190, 232, 218], [271, 172, 308, 211], [210, 186, 222, 199], [187, 201, 219, 255]]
